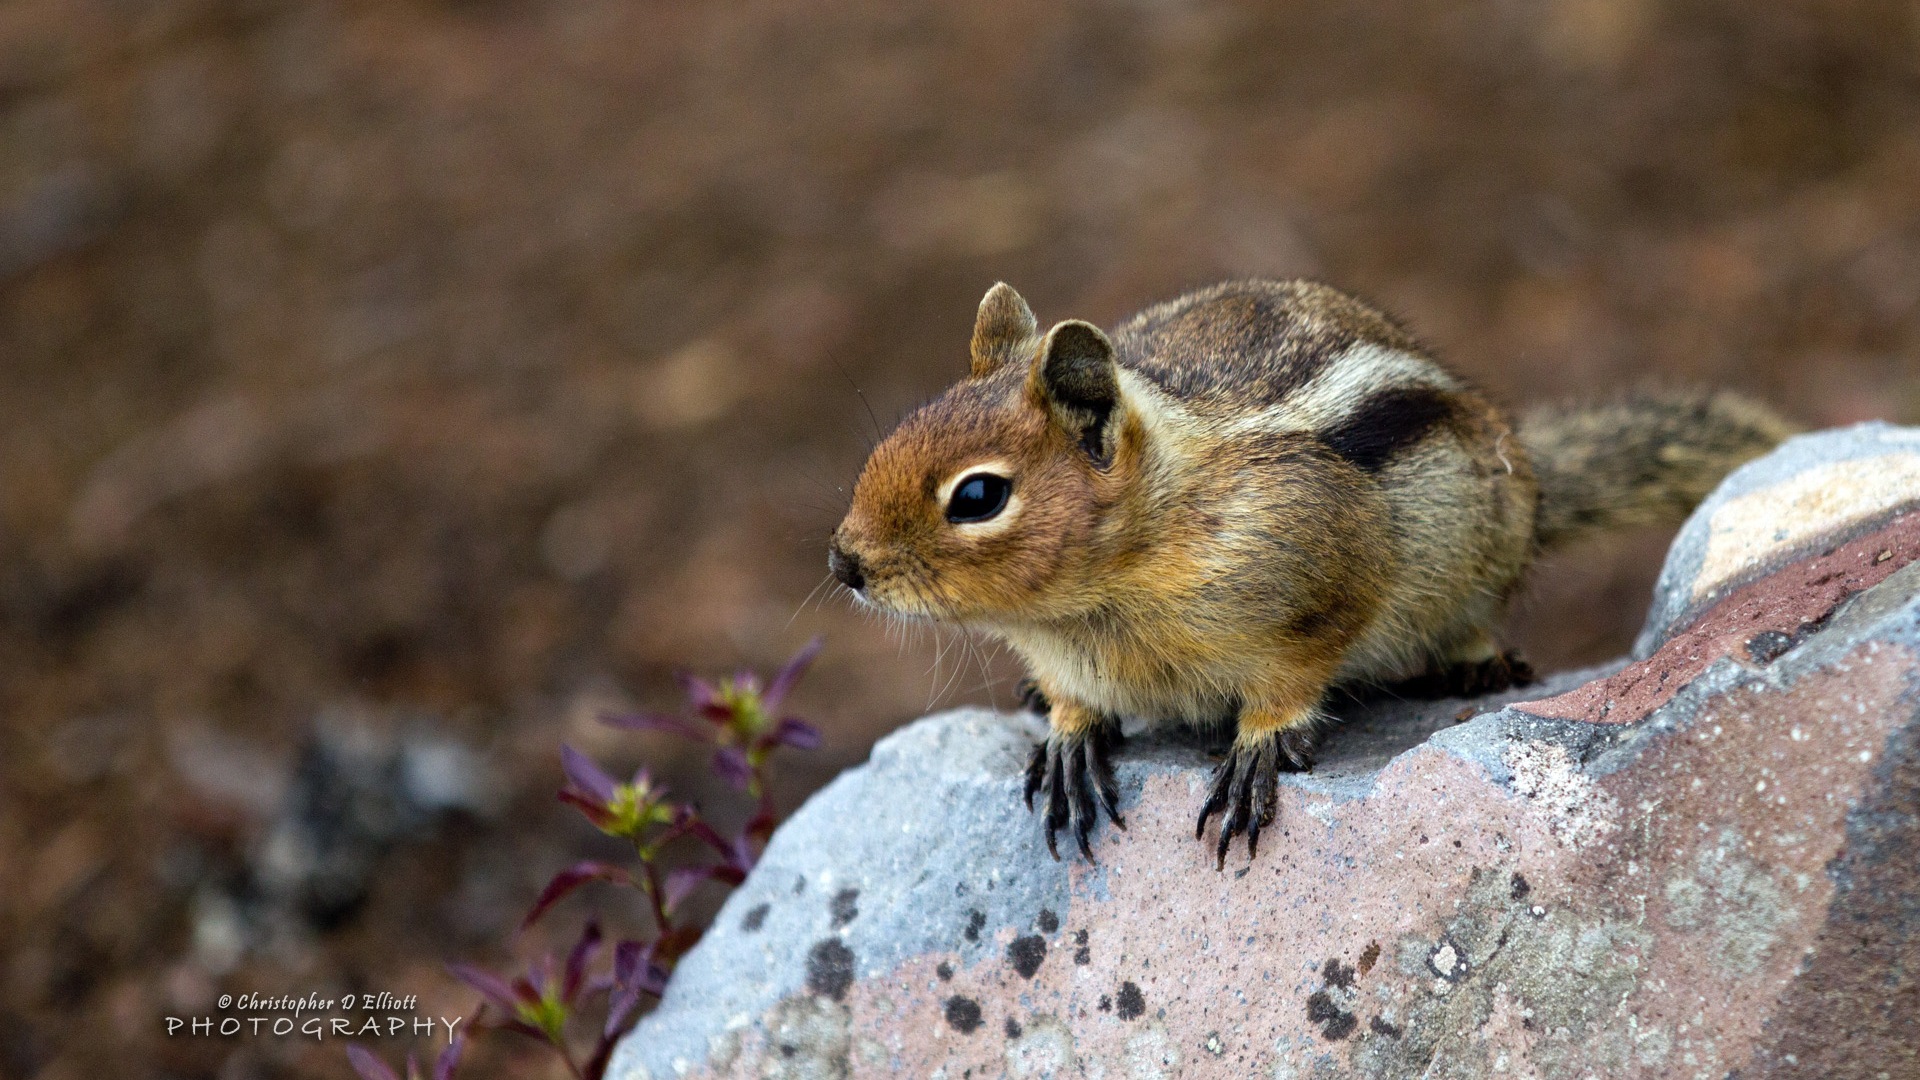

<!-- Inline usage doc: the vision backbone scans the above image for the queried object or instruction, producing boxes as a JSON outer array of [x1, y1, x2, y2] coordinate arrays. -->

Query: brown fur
[[831, 279, 1792, 864]]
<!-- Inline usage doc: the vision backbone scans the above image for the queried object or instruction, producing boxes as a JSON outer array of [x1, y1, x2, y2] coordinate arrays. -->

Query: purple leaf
[[727, 816, 762, 859], [676, 672, 722, 711], [603, 940, 661, 1036], [346, 1045, 402, 1080], [557, 789, 616, 830], [522, 861, 634, 931], [602, 711, 708, 742], [609, 939, 669, 1030], [767, 716, 821, 750], [603, 984, 645, 1038], [560, 745, 618, 803], [763, 636, 824, 712], [564, 919, 602, 1001], [612, 939, 647, 982], [446, 963, 522, 1015], [432, 1034, 464, 1080], [663, 865, 719, 912], [711, 746, 753, 790], [653, 807, 728, 854], [528, 954, 558, 996]]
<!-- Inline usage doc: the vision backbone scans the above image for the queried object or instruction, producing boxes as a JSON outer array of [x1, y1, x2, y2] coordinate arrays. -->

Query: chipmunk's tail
[[1518, 390, 1799, 552]]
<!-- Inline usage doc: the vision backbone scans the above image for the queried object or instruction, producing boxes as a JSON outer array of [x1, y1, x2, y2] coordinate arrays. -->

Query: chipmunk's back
[[1111, 280, 1427, 411], [1109, 279, 1479, 478]]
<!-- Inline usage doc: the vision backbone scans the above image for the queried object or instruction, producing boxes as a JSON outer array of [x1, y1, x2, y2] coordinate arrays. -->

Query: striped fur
[[832, 280, 1785, 757]]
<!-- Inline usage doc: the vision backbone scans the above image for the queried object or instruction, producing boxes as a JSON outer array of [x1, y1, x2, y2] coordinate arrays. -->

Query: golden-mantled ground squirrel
[[829, 280, 1793, 867]]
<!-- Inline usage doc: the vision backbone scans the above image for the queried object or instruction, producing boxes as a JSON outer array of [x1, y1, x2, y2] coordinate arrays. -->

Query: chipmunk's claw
[[1024, 722, 1123, 862], [1197, 728, 1316, 870]]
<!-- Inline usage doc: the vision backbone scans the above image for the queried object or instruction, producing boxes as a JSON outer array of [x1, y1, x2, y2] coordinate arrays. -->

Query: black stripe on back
[[1317, 386, 1457, 472]]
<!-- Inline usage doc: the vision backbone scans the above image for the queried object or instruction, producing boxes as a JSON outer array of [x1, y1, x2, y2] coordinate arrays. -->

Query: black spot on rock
[[1115, 981, 1145, 1021], [1073, 929, 1091, 965], [1322, 957, 1356, 990], [1369, 1015, 1403, 1038], [1007, 935, 1046, 979], [741, 903, 770, 932], [963, 909, 986, 943], [1037, 908, 1059, 934], [1306, 991, 1357, 1040], [1004, 1016, 1023, 1039], [1097, 995, 1112, 1012], [805, 939, 855, 1002], [1746, 629, 1795, 664], [944, 996, 983, 1034], [1510, 873, 1531, 901], [830, 888, 859, 928]]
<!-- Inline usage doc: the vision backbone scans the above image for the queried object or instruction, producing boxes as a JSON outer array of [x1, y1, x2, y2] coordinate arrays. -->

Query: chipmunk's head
[[830, 283, 1136, 624]]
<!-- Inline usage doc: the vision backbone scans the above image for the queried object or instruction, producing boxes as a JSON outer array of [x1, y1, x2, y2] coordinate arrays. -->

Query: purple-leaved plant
[[608, 635, 824, 849], [345, 639, 822, 1080], [345, 1033, 462, 1080]]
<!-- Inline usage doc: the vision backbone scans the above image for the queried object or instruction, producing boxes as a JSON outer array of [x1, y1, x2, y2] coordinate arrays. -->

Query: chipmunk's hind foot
[[1196, 725, 1318, 870], [1023, 721, 1123, 861], [1391, 650, 1536, 700]]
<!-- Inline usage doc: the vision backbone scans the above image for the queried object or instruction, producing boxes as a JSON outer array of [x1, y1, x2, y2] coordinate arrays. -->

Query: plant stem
[[634, 851, 671, 933]]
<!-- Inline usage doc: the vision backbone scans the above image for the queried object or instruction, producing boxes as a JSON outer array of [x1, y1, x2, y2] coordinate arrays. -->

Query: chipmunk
[[828, 280, 1793, 868]]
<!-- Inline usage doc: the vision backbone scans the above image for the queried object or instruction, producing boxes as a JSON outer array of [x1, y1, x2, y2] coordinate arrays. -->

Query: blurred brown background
[[3, 1, 1918, 1076]]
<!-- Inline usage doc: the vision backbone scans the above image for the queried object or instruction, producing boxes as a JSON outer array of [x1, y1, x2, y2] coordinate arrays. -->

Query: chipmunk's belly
[[1008, 627, 1246, 728]]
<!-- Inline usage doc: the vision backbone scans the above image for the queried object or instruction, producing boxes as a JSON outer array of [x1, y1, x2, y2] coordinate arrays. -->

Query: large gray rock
[[1638, 420, 1920, 653], [612, 426, 1920, 1080]]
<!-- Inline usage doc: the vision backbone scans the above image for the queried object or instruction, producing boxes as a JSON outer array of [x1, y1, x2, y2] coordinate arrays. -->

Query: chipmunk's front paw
[[1023, 721, 1123, 861], [1195, 727, 1317, 870]]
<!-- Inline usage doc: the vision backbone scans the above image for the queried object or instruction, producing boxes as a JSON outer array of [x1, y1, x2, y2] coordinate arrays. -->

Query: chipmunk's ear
[[1030, 319, 1120, 465], [970, 282, 1037, 378]]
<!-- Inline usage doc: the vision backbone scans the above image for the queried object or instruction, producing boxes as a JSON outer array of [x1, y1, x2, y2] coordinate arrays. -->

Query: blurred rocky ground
[[1, 1, 1918, 1078]]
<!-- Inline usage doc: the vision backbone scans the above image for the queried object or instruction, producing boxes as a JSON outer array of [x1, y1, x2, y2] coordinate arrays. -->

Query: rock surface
[[611, 425, 1920, 1080]]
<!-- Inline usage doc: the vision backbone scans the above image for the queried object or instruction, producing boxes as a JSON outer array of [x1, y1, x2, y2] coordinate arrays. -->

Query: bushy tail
[[1518, 390, 1799, 552]]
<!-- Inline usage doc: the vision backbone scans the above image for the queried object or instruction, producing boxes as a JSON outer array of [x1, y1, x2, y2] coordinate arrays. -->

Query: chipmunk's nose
[[827, 540, 866, 592]]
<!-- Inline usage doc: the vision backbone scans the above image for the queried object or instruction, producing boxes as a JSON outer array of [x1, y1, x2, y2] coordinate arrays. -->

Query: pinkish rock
[[612, 425, 1920, 1080]]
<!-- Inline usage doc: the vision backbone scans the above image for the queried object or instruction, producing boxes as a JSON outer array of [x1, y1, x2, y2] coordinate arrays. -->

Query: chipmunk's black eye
[[945, 473, 1011, 523]]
